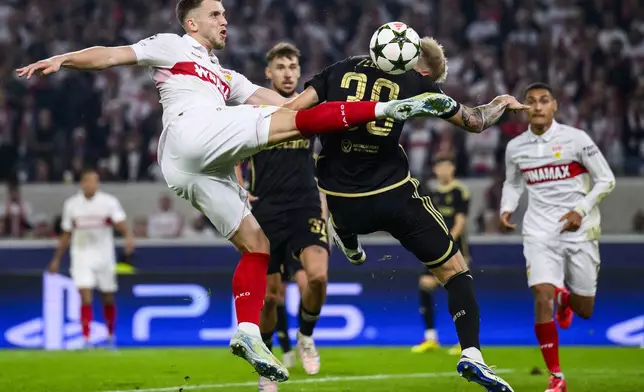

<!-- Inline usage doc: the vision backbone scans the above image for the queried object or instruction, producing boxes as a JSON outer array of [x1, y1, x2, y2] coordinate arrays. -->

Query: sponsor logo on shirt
[[521, 162, 588, 185], [168, 62, 231, 99]]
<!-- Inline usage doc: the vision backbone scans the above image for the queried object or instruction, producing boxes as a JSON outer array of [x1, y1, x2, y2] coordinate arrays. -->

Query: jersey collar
[[182, 34, 220, 64], [528, 120, 558, 142], [183, 34, 207, 51]]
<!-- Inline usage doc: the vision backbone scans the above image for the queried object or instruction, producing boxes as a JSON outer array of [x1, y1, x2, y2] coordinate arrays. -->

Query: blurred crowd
[[0, 0, 643, 221], [0, 0, 643, 184]]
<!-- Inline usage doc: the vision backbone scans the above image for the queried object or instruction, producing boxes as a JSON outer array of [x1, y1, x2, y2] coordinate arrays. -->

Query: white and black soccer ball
[[369, 22, 421, 75]]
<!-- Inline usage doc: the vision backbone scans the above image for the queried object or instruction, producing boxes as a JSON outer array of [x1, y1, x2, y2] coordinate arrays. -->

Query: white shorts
[[70, 260, 118, 292], [523, 238, 601, 296], [159, 104, 279, 238]]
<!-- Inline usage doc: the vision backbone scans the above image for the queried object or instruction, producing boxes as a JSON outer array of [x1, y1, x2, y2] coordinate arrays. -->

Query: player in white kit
[[49, 169, 135, 349], [17, 0, 459, 381], [500, 83, 615, 392]]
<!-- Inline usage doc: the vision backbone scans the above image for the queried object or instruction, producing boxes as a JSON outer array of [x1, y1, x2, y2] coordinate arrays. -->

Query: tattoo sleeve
[[460, 98, 508, 133]]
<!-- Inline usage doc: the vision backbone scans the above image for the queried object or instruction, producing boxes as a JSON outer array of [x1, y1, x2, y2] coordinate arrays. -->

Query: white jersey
[[60, 191, 126, 263], [129, 33, 260, 130], [500, 120, 615, 242]]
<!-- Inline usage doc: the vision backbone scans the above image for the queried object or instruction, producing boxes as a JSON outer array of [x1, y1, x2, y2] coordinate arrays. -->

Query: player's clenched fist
[[559, 210, 582, 233], [16, 57, 64, 79], [499, 211, 517, 232]]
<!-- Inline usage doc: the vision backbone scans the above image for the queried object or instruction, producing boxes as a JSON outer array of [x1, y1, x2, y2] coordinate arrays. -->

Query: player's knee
[[430, 252, 468, 283], [264, 278, 281, 308], [240, 229, 270, 254], [577, 307, 594, 319], [264, 292, 279, 309], [419, 275, 439, 291], [232, 216, 271, 253], [572, 295, 595, 319], [532, 284, 555, 316], [307, 270, 328, 289], [78, 289, 93, 305], [101, 293, 115, 305]]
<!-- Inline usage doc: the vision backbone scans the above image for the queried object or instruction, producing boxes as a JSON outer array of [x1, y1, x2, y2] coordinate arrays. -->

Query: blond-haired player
[[286, 36, 526, 391]]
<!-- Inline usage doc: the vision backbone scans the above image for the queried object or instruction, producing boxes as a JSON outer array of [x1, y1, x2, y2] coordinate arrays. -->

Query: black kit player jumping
[[236, 42, 329, 391], [286, 36, 527, 392]]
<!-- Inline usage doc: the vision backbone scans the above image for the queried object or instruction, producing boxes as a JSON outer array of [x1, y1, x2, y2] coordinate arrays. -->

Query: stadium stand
[[0, 0, 643, 237]]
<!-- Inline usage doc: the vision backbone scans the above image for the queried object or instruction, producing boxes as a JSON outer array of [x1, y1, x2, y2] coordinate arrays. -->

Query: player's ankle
[[238, 322, 261, 337], [461, 347, 483, 362]]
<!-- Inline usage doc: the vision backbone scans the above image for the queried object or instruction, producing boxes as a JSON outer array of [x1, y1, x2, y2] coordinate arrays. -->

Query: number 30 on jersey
[[341, 72, 400, 137]]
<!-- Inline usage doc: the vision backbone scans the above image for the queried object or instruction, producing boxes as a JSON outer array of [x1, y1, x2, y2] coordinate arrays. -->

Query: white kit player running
[[49, 169, 135, 349], [500, 83, 615, 392], [16, 0, 453, 381]]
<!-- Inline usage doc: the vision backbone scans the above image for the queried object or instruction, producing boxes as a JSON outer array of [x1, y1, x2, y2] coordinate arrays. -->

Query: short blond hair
[[419, 37, 448, 83]]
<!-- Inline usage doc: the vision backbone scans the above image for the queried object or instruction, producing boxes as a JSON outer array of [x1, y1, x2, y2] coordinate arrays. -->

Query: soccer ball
[[369, 22, 421, 75]]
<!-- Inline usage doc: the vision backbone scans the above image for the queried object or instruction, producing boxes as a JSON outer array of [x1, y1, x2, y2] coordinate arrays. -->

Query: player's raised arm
[[16, 46, 137, 79], [499, 143, 524, 231], [283, 86, 320, 110], [445, 95, 529, 134], [17, 33, 184, 79], [572, 132, 616, 218], [415, 37, 528, 133], [245, 87, 289, 106]]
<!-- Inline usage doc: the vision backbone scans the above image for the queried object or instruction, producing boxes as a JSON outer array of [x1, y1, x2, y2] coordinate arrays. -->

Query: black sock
[[444, 272, 480, 350], [338, 233, 359, 250], [333, 222, 359, 250], [261, 331, 273, 352], [298, 303, 320, 337], [419, 288, 435, 330], [275, 304, 292, 353]]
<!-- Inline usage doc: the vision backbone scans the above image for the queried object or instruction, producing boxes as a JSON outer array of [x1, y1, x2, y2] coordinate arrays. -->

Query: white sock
[[424, 329, 438, 341], [462, 347, 484, 363], [238, 322, 261, 337], [375, 102, 388, 118]]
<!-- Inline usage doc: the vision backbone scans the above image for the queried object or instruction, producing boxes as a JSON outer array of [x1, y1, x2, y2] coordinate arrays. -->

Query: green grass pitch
[[0, 347, 641, 391]]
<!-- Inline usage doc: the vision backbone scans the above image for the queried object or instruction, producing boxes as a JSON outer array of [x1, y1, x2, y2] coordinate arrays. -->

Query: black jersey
[[430, 180, 470, 230], [305, 55, 459, 197], [248, 137, 320, 214]]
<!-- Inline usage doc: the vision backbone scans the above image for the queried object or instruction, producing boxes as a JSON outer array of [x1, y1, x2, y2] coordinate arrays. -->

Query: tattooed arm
[[446, 95, 528, 133]]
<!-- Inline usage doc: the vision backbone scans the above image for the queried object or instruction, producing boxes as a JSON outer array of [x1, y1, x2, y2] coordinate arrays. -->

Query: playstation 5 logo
[[4, 273, 108, 350]]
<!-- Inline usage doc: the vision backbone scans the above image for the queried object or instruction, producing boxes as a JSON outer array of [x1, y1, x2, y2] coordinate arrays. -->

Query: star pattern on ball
[[372, 41, 387, 60], [390, 54, 412, 72], [391, 29, 409, 49]]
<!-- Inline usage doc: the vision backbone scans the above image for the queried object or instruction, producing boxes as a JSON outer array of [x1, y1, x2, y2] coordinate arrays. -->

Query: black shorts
[[326, 178, 459, 269], [255, 206, 329, 279], [421, 237, 471, 276]]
